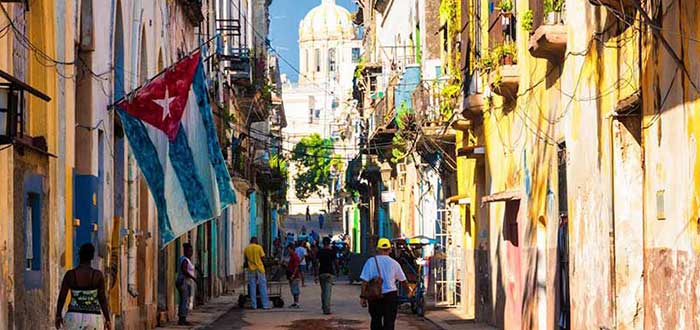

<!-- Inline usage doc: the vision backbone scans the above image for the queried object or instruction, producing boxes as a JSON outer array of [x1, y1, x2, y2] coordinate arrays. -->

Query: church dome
[[299, 0, 355, 42]]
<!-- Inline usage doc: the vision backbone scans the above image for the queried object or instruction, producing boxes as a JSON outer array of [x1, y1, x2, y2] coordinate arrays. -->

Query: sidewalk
[[156, 294, 238, 330], [423, 305, 497, 330]]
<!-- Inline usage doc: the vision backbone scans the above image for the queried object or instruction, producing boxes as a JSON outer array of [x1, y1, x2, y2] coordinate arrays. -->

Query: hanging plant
[[498, 0, 514, 13], [521, 10, 534, 33]]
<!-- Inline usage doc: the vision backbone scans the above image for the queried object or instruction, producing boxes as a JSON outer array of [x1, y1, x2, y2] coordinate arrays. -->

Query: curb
[[422, 314, 448, 330]]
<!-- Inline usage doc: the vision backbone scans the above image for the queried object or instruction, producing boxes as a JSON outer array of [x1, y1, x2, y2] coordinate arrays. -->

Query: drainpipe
[[608, 114, 617, 329], [126, 2, 143, 298], [127, 154, 139, 297]]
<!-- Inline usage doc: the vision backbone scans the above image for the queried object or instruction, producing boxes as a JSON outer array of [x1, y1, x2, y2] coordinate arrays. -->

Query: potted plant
[[521, 9, 534, 33], [544, 0, 563, 25], [498, 42, 517, 65], [499, 0, 514, 16], [479, 53, 496, 72]]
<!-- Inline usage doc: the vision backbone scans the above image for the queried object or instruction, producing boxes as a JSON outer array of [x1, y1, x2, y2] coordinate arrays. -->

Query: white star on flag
[[153, 86, 176, 122]]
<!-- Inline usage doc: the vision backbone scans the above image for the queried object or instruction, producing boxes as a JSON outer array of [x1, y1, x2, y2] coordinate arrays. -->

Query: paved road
[[280, 213, 343, 239], [204, 274, 439, 330]]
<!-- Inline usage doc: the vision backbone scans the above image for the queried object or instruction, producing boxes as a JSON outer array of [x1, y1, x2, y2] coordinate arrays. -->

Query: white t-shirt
[[295, 246, 307, 265], [360, 255, 407, 294]]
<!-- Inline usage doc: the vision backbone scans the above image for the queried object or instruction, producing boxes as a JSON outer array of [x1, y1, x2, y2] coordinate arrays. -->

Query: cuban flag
[[116, 51, 236, 246]]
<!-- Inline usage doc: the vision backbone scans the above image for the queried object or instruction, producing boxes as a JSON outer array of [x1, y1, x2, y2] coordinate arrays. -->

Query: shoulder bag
[[361, 256, 384, 301]]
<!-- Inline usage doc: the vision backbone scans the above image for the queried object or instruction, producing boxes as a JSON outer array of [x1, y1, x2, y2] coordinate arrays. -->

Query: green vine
[[269, 154, 289, 206], [439, 0, 463, 117], [390, 102, 417, 164], [521, 10, 534, 33], [354, 57, 366, 80]]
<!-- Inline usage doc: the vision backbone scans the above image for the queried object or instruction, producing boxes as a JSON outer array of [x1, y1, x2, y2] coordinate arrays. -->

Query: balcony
[[177, 0, 204, 26], [463, 93, 485, 115], [224, 49, 252, 84], [528, 24, 567, 61], [489, 65, 520, 100], [451, 118, 472, 132], [412, 81, 456, 140], [457, 145, 486, 158]]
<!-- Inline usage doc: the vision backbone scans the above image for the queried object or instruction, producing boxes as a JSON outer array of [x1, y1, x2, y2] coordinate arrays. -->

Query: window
[[352, 48, 361, 63], [503, 200, 520, 246], [24, 173, 43, 290], [328, 48, 336, 72], [314, 49, 321, 72], [304, 49, 309, 73]]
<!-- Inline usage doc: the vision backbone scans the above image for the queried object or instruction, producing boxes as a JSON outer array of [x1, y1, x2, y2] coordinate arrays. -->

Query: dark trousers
[[177, 281, 191, 320], [368, 291, 398, 330]]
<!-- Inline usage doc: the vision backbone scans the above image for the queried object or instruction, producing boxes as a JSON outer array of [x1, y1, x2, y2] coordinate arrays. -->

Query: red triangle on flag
[[117, 52, 201, 141]]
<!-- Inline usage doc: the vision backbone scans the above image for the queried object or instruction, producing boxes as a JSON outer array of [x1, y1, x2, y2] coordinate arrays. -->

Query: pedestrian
[[360, 238, 408, 330], [295, 241, 308, 287], [55, 243, 111, 329], [315, 237, 337, 314], [318, 213, 325, 230], [306, 206, 311, 222], [175, 243, 197, 325], [286, 244, 302, 308], [244, 237, 270, 309], [306, 243, 320, 282]]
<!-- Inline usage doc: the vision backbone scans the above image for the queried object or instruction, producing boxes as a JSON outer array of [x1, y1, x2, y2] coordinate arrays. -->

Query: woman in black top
[[55, 243, 111, 329]]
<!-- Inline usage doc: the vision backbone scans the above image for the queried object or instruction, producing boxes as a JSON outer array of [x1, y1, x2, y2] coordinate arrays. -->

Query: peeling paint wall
[[641, 0, 700, 328], [458, 0, 653, 328]]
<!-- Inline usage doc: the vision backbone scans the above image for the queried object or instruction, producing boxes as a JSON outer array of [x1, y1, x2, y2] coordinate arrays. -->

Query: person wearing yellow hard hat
[[359, 238, 408, 330]]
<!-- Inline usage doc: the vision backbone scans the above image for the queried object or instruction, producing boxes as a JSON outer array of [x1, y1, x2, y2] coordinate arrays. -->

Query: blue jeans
[[319, 274, 334, 313], [247, 270, 269, 309]]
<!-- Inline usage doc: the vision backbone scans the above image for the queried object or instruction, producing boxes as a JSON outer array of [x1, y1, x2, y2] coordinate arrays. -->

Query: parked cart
[[237, 257, 286, 308], [237, 280, 285, 308], [392, 235, 436, 317]]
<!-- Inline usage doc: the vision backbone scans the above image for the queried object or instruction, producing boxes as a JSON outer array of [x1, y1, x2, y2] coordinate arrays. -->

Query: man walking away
[[306, 206, 311, 222], [295, 242, 308, 286], [244, 237, 270, 309], [318, 213, 325, 230], [360, 238, 408, 330], [286, 244, 302, 308], [315, 237, 337, 314], [176, 243, 196, 325]]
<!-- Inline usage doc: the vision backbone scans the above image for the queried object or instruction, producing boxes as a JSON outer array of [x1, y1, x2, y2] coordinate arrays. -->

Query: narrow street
[[202, 216, 436, 330], [204, 274, 439, 330]]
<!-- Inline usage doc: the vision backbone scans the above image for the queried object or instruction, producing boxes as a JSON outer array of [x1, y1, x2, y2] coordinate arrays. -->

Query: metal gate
[[434, 206, 464, 307]]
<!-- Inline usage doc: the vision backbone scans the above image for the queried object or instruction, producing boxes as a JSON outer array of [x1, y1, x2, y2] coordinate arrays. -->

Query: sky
[[269, 0, 358, 83]]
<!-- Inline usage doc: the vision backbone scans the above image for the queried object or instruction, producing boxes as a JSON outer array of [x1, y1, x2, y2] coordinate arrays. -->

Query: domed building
[[282, 0, 362, 217], [298, 0, 359, 88]]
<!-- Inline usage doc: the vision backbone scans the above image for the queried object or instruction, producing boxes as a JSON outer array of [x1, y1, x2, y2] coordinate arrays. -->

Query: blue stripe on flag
[[117, 109, 175, 243], [169, 126, 214, 221], [192, 61, 237, 205]]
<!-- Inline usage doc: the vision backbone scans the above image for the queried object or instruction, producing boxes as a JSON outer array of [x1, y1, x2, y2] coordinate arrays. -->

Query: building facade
[[0, 0, 281, 328]]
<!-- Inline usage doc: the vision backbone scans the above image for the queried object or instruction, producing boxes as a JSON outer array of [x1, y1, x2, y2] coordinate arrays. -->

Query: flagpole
[[108, 34, 220, 110]]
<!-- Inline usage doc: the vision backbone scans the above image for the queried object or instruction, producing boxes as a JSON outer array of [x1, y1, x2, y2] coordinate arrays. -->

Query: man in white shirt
[[359, 238, 407, 330], [295, 241, 308, 286]]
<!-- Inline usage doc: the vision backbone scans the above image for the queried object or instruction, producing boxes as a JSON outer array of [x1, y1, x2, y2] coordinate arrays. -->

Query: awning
[[446, 194, 470, 205], [481, 190, 523, 204]]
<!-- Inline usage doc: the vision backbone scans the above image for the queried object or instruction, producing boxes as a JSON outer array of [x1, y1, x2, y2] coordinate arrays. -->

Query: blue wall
[[74, 175, 100, 265], [394, 65, 422, 110], [249, 192, 257, 238]]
